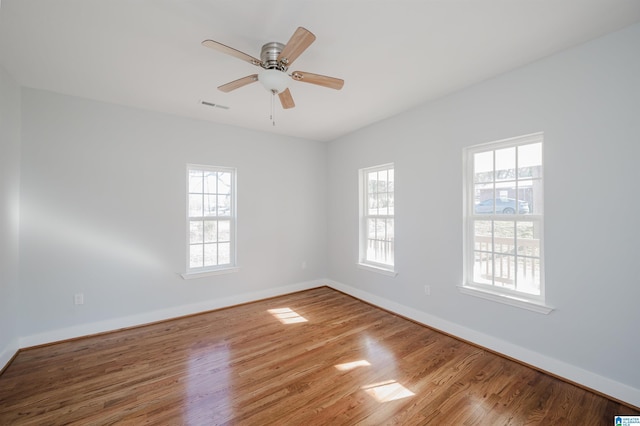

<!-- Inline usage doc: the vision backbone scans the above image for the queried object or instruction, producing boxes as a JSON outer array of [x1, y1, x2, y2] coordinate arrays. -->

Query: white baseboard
[[19, 279, 323, 349], [0, 337, 19, 372], [325, 279, 640, 409]]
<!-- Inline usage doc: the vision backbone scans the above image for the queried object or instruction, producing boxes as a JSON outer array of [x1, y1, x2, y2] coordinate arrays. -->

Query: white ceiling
[[1, 1, 640, 142]]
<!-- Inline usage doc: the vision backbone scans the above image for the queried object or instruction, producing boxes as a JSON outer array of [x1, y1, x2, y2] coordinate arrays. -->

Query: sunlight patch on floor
[[362, 380, 415, 402], [334, 359, 371, 371], [267, 308, 308, 324]]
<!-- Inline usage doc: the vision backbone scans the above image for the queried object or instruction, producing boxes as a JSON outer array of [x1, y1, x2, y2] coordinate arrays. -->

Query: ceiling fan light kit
[[202, 27, 344, 123]]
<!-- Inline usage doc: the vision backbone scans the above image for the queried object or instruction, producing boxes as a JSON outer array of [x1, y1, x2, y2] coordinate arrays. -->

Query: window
[[462, 133, 550, 313], [359, 163, 395, 274], [185, 165, 237, 276]]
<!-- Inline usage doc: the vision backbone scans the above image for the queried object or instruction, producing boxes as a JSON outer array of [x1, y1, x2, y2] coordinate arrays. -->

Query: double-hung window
[[186, 165, 237, 276], [359, 163, 395, 275], [462, 133, 550, 313]]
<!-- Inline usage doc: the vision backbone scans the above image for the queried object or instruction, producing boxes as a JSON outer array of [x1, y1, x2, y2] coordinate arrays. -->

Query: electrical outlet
[[424, 285, 431, 296], [74, 293, 84, 305]]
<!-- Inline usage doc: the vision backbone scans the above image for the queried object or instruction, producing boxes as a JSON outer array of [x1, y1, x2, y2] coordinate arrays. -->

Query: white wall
[[327, 23, 640, 402], [0, 65, 21, 368], [18, 89, 327, 341]]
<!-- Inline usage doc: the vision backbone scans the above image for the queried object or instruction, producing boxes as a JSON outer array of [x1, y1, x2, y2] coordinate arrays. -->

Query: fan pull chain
[[270, 90, 276, 126]]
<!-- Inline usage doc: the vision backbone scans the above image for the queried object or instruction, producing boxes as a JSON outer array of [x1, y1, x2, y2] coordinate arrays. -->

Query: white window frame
[[461, 133, 552, 314], [358, 163, 396, 276], [182, 164, 238, 279]]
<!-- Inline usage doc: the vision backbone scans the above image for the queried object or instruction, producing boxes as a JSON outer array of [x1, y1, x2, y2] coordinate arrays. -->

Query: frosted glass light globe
[[258, 69, 290, 93]]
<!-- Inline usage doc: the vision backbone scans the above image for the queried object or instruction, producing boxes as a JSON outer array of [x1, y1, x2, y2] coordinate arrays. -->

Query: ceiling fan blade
[[278, 88, 295, 109], [291, 71, 344, 90], [217, 74, 259, 92], [277, 27, 316, 66], [202, 40, 262, 67]]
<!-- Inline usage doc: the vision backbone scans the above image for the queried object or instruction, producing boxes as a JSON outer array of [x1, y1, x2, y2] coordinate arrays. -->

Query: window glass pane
[[474, 151, 493, 183], [368, 172, 377, 194], [383, 241, 393, 265], [473, 183, 494, 214], [203, 194, 217, 217], [218, 220, 230, 242], [204, 243, 217, 266], [189, 194, 203, 217], [493, 184, 518, 214], [203, 171, 217, 194], [494, 220, 515, 239], [377, 170, 388, 192], [189, 171, 203, 193], [387, 193, 394, 215], [218, 242, 231, 264], [474, 220, 492, 252], [190, 245, 203, 268], [387, 169, 394, 192], [386, 218, 394, 241], [368, 194, 377, 215], [518, 143, 542, 178], [517, 222, 540, 257], [519, 180, 542, 215], [493, 222, 516, 288], [495, 147, 516, 181], [369, 241, 379, 263], [516, 185, 533, 215], [494, 255, 516, 290], [474, 195, 494, 215], [368, 241, 393, 265], [473, 252, 493, 285], [218, 172, 231, 195], [218, 194, 231, 216], [366, 240, 376, 263], [190, 221, 203, 244], [367, 219, 376, 239], [376, 218, 386, 240], [517, 258, 541, 295], [204, 220, 217, 243], [378, 193, 388, 215]]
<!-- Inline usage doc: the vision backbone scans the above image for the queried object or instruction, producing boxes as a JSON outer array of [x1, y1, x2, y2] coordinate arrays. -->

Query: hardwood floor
[[0, 287, 637, 425]]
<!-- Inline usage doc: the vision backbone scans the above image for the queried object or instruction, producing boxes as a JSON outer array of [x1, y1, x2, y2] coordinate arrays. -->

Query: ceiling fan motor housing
[[261, 42, 287, 71]]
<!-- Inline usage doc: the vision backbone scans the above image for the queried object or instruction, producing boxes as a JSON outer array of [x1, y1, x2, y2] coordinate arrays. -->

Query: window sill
[[458, 285, 554, 314], [181, 267, 239, 280], [357, 263, 398, 277]]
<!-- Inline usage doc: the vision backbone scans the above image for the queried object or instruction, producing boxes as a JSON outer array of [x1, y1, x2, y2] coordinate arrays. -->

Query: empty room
[[1, 1, 639, 424]]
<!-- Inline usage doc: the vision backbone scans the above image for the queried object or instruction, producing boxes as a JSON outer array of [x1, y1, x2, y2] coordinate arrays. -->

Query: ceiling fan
[[202, 27, 344, 110]]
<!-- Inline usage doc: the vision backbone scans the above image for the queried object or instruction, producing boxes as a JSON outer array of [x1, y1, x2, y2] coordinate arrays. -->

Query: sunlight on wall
[[362, 380, 415, 403], [8, 194, 19, 232], [334, 359, 371, 371], [267, 308, 308, 324], [21, 201, 162, 270]]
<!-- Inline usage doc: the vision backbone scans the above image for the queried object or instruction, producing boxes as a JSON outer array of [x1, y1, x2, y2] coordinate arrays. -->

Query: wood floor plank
[[0, 287, 637, 425]]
